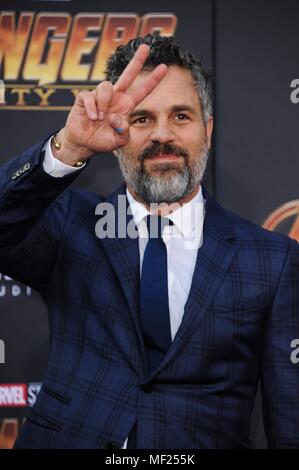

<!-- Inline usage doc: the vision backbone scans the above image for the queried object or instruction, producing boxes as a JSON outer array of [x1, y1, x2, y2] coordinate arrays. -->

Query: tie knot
[[146, 215, 173, 238]]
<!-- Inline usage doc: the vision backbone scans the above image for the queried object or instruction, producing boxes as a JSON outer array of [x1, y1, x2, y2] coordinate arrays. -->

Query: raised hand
[[54, 44, 168, 166]]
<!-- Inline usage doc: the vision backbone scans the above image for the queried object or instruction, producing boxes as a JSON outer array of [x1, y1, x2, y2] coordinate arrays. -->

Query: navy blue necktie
[[127, 215, 172, 449], [140, 214, 172, 372]]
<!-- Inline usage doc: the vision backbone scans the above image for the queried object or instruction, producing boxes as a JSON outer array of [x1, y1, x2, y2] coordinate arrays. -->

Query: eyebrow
[[128, 104, 197, 120], [128, 109, 154, 120], [170, 105, 197, 115]]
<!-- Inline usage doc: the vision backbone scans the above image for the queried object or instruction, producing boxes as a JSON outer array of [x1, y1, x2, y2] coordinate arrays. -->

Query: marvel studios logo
[[0, 383, 41, 408]]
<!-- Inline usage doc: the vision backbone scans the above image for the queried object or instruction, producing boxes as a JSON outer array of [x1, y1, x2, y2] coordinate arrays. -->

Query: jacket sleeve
[[261, 238, 299, 448], [0, 137, 84, 293]]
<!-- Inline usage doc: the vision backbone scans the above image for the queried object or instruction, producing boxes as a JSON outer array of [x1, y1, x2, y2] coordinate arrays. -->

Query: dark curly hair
[[105, 33, 213, 123]]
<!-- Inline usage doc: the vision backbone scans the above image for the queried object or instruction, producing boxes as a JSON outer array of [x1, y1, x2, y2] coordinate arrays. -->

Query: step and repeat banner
[[0, 0, 213, 449], [213, 0, 299, 447], [0, 0, 298, 449], [214, 0, 299, 239]]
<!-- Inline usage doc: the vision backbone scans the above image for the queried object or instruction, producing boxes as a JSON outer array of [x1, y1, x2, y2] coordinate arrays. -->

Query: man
[[0, 33, 298, 449]]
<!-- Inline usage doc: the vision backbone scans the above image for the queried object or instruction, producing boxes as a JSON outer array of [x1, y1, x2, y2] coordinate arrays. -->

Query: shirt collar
[[126, 186, 205, 238]]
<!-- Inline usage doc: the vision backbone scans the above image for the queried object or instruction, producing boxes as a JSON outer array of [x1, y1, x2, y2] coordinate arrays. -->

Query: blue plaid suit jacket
[[0, 139, 298, 449]]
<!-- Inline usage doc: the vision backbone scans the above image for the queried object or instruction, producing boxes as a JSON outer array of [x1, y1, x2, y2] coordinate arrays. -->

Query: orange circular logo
[[263, 200, 299, 242]]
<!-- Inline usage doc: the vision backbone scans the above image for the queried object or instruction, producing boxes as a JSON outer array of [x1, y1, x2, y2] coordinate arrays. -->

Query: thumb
[[109, 113, 130, 147]]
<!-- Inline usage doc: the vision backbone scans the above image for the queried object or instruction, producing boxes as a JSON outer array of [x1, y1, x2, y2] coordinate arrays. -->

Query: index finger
[[113, 44, 150, 93]]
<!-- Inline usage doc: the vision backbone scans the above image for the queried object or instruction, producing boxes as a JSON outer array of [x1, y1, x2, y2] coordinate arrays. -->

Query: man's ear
[[206, 116, 214, 149]]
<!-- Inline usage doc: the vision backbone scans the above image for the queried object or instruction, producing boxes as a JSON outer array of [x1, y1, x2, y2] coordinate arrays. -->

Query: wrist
[[51, 129, 92, 167]]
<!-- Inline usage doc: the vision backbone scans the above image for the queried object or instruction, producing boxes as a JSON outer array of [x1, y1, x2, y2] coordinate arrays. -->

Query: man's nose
[[149, 122, 176, 144]]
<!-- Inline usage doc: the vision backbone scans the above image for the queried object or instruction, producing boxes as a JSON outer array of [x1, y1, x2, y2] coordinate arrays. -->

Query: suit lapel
[[152, 189, 238, 375], [99, 184, 147, 370]]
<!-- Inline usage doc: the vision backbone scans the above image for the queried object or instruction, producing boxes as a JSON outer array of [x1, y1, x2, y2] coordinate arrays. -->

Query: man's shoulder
[[222, 204, 298, 252], [204, 190, 294, 249]]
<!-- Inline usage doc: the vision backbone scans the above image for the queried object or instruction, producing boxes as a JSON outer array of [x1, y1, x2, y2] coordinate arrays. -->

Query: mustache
[[138, 142, 189, 161]]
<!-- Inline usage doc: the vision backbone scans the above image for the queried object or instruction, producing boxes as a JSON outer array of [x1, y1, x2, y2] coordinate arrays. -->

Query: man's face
[[116, 65, 213, 204]]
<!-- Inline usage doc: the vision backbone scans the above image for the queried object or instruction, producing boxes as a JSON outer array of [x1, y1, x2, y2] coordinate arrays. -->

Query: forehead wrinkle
[[128, 65, 198, 102]]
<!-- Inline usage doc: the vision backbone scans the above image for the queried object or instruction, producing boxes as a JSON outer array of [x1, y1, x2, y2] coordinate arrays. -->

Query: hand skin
[[52, 44, 168, 167]]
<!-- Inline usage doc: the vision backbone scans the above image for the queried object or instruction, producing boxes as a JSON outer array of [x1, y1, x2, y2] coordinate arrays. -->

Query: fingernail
[[91, 112, 98, 120], [115, 127, 124, 134], [98, 111, 105, 121]]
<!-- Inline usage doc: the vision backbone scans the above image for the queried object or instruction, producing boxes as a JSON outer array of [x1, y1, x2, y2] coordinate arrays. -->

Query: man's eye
[[176, 113, 188, 120], [133, 116, 149, 124]]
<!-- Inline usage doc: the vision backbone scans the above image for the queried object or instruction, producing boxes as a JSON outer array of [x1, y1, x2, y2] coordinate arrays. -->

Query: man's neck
[[127, 184, 200, 216]]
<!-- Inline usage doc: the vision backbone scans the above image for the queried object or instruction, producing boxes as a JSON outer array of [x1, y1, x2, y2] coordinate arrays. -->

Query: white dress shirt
[[126, 188, 205, 341], [43, 138, 206, 448]]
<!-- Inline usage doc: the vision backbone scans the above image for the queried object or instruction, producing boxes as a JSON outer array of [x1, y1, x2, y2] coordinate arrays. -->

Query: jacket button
[[107, 442, 120, 449], [140, 382, 153, 393], [23, 162, 31, 171]]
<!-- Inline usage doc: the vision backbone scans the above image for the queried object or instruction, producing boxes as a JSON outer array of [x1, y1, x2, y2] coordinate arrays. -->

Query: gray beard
[[116, 143, 209, 204]]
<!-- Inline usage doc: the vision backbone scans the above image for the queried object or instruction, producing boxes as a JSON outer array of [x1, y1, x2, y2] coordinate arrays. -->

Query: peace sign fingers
[[113, 43, 168, 103], [114, 44, 151, 93]]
